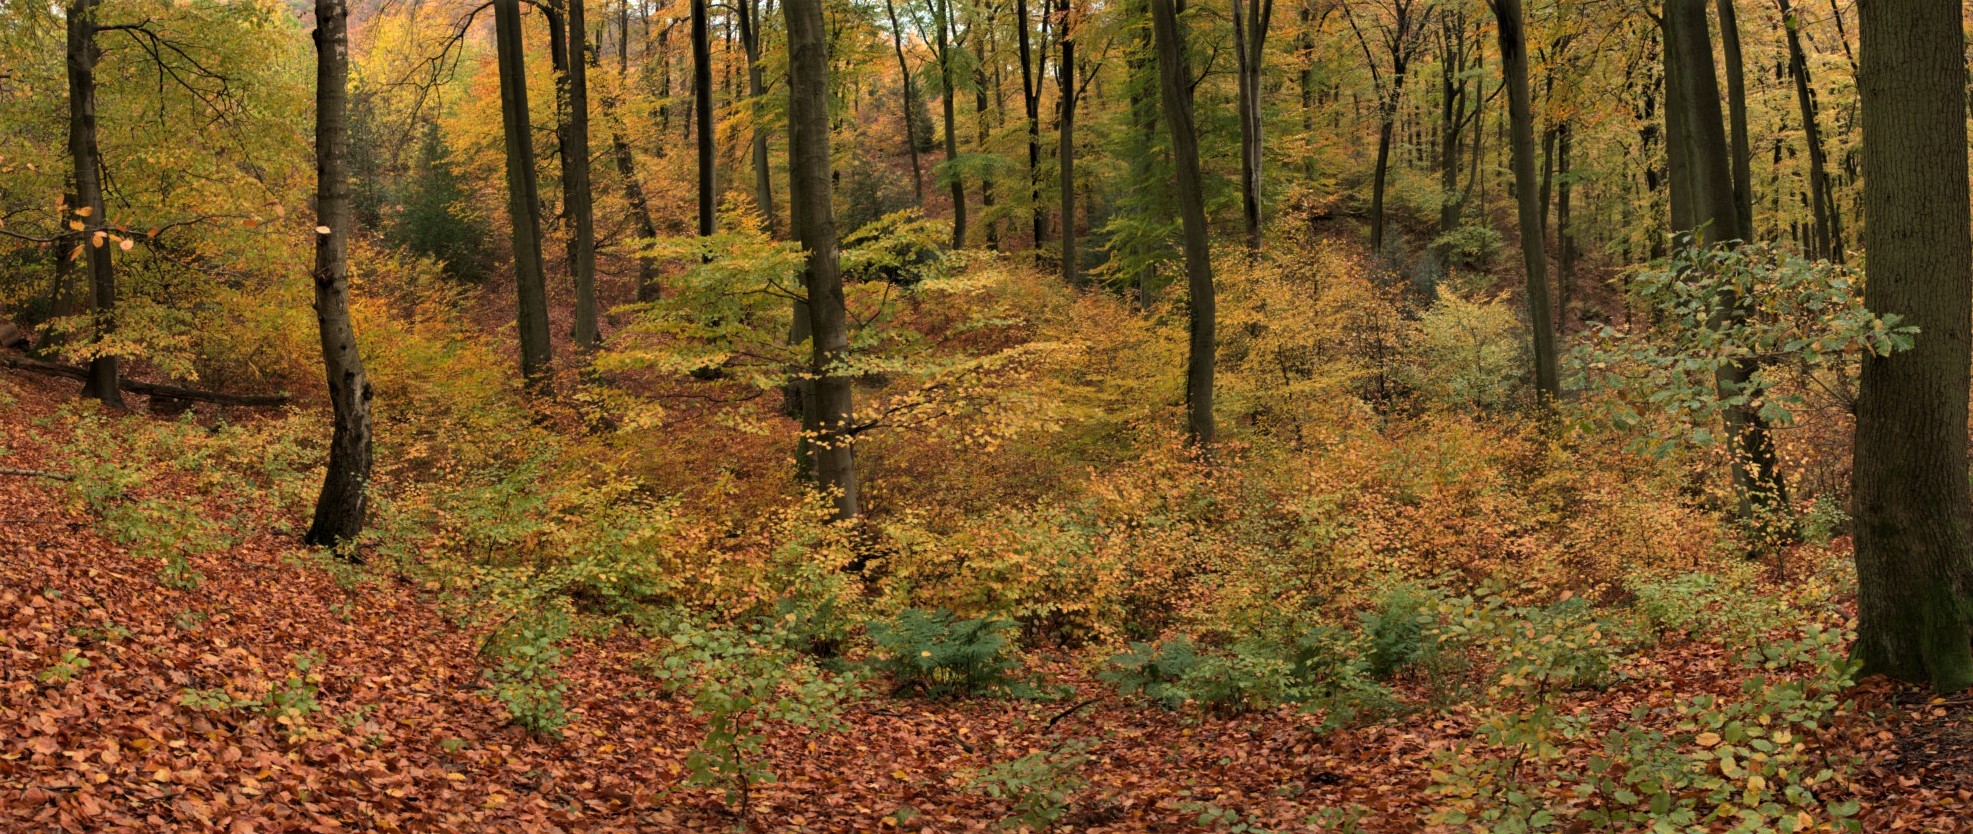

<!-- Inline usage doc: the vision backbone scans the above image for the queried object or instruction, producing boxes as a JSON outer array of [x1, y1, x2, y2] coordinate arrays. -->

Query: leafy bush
[[969, 739, 1095, 830], [1099, 636, 1199, 710], [1431, 225, 1504, 270], [1404, 287, 1528, 413], [1361, 585, 1436, 679], [479, 608, 573, 736], [866, 608, 1031, 697]]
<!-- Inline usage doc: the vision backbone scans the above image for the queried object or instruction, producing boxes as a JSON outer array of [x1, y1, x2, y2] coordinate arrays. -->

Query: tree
[[1850, 0, 1973, 692], [1016, 0, 1050, 248], [926, 0, 969, 248], [550, 0, 601, 350], [1775, 0, 1841, 262], [1057, 0, 1079, 285], [1344, 0, 1430, 254], [1713, 0, 1752, 236], [65, 0, 121, 408], [736, 0, 775, 233], [784, 0, 860, 521], [882, 0, 927, 204], [1228, 0, 1271, 253], [1486, 0, 1557, 402], [494, 0, 555, 388], [305, 0, 374, 547], [1149, 0, 1213, 445], [691, 0, 716, 238]]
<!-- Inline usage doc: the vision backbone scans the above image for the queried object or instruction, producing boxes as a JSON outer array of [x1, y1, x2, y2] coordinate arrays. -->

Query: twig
[[1045, 696, 1102, 732], [0, 468, 71, 481]]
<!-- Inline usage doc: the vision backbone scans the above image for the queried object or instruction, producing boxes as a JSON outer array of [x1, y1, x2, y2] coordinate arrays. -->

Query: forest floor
[[5, 377, 1973, 833]]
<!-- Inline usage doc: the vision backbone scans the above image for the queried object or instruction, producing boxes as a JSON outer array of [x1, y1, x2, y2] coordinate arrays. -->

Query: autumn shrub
[[967, 739, 1096, 830], [1402, 286, 1528, 413], [1099, 637, 1200, 710], [478, 605, 573, 736], [865, 608, 1032, 698]]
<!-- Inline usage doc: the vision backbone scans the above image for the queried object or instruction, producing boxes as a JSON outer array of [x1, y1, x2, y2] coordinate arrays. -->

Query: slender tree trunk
[[1018, 0, 1047, 247], [1230, 0, 1271, 252], [494, 0, 555, 388], [66, 0, 121, 408], [1058, 4, 1079, 285], [692, 0, 716, 237], [738, 0, 775, 234], [552, 0, 602, 349], [935, 0, 968, 248], [1150, 0, 1215, 445], [600, 63, 662, 301], [1666, 0, 1786, 526], [976, 64, 1000, 251], [785, 0, 860, 521], [883, 0, 926, 205], [1851, 0, 1973, 693], [306, 0, 375, 548], [1715, 0, 1754, 237], [1555, 121, 1574, 326], [1777, 0, 1840, 261], [1488, 0, 1558, 402]]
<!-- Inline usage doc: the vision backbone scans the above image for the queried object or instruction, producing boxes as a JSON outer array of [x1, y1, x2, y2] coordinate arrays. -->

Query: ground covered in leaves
[[4, 379, 1973, 834]]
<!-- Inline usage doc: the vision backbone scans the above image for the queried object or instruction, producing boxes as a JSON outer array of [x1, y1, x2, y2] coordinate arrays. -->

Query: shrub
[[866, 608, 1031, 697], [479, 608, 573, 736], [968, 739, 1095, 830], [1099, 636, 1200, 710]]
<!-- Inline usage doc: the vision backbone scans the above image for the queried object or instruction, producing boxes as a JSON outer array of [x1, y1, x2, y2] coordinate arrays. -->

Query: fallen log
[[0, 354, 292, 407], [0, 467, 72, 481]]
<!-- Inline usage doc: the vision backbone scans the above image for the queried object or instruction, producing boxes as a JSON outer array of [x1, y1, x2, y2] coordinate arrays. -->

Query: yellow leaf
[[315, 226, 332, 235], [1695, 732, 1722, 747], [74, 206, 92, 217], [1747, 774, 1767, 792]]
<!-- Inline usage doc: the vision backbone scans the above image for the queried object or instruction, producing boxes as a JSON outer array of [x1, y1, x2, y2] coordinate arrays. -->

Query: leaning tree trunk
[[883, 0, 926, 205], [494, 0, 555, 388], [66, 0, 121, 409], [1488, 0, 1558, 402], [306, 0, 375, 548], [1850, 0, 1973, 693], [784, 0, 861, 522], [691, 0, 716, 237], [1150, 0, 1215, 446], [601, 80, 663, 301], [1058, 9, 1079, 286]]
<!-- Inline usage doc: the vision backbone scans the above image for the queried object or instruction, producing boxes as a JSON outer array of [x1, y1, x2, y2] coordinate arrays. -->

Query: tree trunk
[[1666, 0, 1787, 526], [551, 0, 602, 350], [976, 63, 1000, 251], [784, 0, 860, 521], [1715, 0, 1754, 237], [1058, 5, 1079, 286], [306, 0, 375, 548], [1488, 0, 1558, 402], [1851, 0, 1973, 693], [66, 0, 121, 409], [883, 0, 926, 205], [1150, 0, 1214, 446], [692, 0, 716, 237], [1018, 0, 1047, 248], [1230, 0, 1271, 252], [600, 66, 662, 301], [738, 0, 775, 234], [935, 0, 967, 248], [1777, 0, 1840, 262], [494, 0, 555, 388], [1555, 121, 1574, 326]]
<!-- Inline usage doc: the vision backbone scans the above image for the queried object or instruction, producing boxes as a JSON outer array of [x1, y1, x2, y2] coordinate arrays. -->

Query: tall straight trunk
[[882, 0, 925, 204], [1487, 0, 1558, 401], [976, 65, 1000, 251], [935, 0, 968, 248], [1017, 0, 1047, 247], [306, 0, 375, 547], [1230, 0, 1271, 252], [494, 0, 555, 387], [784, 0, 860, 521], [691, 0, 715, 237], [1852, 0, 1973, 693], [1369, 110, 1399, 252], [600, 66, 662, 301], [66, 0, 120, 408], [1555, 121, 1574, 325], [1436, 14, 1470, 237], [1150, 0, 1215, 445], [1715, 0, 1754, 237], [1666, 0, 1786, 525], [551, 0, 601, 349], [1776, 0, 1840, 261], [1058, 6, 1079, 285], [737, 0, 775, 234]]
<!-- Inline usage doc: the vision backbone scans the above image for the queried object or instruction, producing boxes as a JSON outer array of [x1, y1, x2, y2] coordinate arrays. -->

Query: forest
[[3, 0, 1973, 830]]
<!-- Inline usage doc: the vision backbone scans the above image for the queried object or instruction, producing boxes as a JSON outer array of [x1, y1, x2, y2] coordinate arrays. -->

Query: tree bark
[[1017, 0, 1047, 247], [737, 0, 775, 234], [1851, 0, 1973, 693], [1776, 0, 1840, 262], [1488, 0, 1558, 402], [65, 0, 121, 408], [784, 0, 860, 521], [494, 0, 555, 388], [599, 59, 662, 301], [306, 0, 375, 548], [934, 0, 968, 248], [551, 0, 602, 349], [1150, 0, 1215, 445], [1230, 0, 1271, 252], [1057, 3, 1079, 285], [1715, 0, 1755, 237], [883, 0, 926, 205], [692, 0, 716, 237]]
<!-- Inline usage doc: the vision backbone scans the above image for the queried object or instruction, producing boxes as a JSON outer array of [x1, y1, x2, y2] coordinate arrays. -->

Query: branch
[[0, 468, 72, 481], [0, 354, 291, 406]]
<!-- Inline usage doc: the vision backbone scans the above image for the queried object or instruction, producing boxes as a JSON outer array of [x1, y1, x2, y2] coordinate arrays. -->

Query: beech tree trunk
[[601, 75, 662, 301], [66, 0, 121, 408], [1776, 0, 1840, 261], [1230, 0, 1271, 253], [1715, 0, 1754, 236], [551, 0, 601, 349], [784, 0, 860, 521], [1851, 0, 1973, 693], [1150, 0, 1215, 445], [494, 0, 555, 388], [737, 0, 775, 233], [1488, 0, 1558, 402], [1017, 0, 1047, 247], [883, 0, 926, 205], [691, 0, 715, 237], [1058, 5, 1079, 286], [934, 0, 967, 248], [306, 0, 375, 548]]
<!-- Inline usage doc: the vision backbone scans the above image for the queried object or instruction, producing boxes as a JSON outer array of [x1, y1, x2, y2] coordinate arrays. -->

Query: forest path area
[[1, 380, 1970, 834]]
